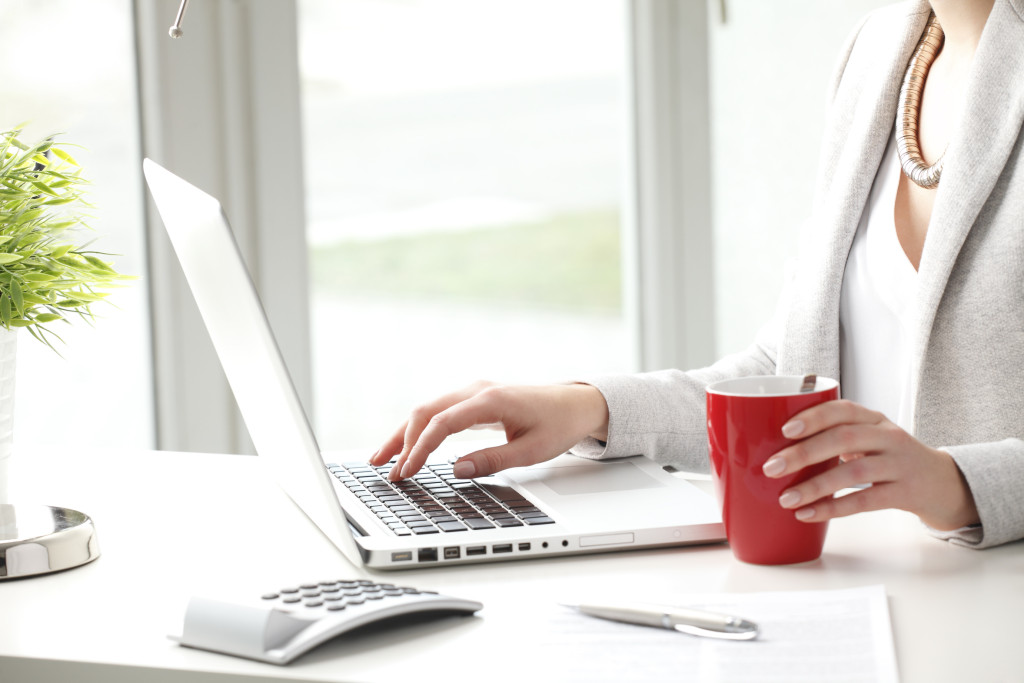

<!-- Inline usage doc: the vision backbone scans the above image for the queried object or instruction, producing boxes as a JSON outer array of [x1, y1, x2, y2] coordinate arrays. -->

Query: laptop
[[142, 159, 725, 570]]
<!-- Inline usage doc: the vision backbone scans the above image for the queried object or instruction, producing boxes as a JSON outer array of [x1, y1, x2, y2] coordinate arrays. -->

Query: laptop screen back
[[143, 159, 363, 567]]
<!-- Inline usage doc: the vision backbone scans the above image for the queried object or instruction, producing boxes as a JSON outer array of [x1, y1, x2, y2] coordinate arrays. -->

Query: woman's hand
[[369, 381, 610, 481], [762, 399, 980, 531]]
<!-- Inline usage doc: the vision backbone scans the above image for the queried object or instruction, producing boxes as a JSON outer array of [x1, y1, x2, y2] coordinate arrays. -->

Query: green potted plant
[[0, 127, 132, 505]]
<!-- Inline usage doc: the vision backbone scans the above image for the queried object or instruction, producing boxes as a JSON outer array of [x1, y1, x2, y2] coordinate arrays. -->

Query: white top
[[839, 132, 919, 431]]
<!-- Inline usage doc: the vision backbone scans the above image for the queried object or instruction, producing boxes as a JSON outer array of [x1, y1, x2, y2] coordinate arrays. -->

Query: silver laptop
[[142, 159, 724, 570]]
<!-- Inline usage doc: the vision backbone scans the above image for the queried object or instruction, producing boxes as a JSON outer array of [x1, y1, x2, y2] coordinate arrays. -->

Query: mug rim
[[706, 375, 839, 398]]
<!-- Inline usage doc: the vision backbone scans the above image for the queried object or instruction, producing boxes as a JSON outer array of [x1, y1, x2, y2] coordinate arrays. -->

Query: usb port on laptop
[[492, 544, 513, 554], [466, 546, 487, 556]]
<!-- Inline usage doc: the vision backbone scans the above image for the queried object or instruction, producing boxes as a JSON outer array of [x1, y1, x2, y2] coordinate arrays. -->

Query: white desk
[[2, 448, 1022, 683]]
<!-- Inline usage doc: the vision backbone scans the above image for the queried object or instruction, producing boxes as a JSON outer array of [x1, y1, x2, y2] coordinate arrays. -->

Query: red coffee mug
[[706, 375, 840, 565]]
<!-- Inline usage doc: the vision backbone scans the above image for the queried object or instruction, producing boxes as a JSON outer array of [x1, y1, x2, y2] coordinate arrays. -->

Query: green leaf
[[0, 295, 10, 325], [0, 254, 24, 264], [63, 291, 108, 302], [8, 319, 33, 327], [41, 196, 76, 206], [84, 255, 115, 272], [22, 272, 58, 282], [33, 313, 62, 323], [29, 180, 57, 196], [10, 280, 23, 315], [50, 148, 80, 166]]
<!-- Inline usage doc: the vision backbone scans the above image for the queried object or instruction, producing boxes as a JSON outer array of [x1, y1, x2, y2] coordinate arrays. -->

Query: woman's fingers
[[779, 399, 886, 441], [452, 434, 551, 479], [764, 421, 889, 477], [778, 452, 894, 510], [789, 482, 902, 523], [375, 381, 496, 478], [397, 387, 510, 479], [368, 422, 408, 466]]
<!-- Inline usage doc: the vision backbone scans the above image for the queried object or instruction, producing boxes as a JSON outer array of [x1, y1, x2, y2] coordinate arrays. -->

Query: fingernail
[[779, 490, 801, 508], [368, 449, 380, 463], [795, 508, 816, 521], [782, 420, 804, 438], [763, 457, 785, 477], [453, 460, 476, 479], [388, 463, 402, 481], [399, 461, 412, 479]]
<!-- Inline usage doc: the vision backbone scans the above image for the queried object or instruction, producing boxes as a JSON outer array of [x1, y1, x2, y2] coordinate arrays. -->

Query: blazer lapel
[[778, 3, 930, 380], [907, 0, 1024, 427]]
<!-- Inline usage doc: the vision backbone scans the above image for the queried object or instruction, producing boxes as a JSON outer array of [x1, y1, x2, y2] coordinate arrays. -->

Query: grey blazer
[[577, 0, 1024, 549]]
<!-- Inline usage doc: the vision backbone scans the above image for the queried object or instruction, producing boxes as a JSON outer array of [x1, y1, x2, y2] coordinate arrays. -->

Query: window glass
[[708, 0, 896, 356], [299, 0, 630, 449], [0, 1, 152, 448]]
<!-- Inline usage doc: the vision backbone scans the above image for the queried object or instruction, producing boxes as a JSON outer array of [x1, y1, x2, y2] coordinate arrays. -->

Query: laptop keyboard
[[327, 462, 556, 536]]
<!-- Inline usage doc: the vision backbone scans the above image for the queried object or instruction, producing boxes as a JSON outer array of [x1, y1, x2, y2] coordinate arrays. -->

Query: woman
[[370, 0, 1024, 549]]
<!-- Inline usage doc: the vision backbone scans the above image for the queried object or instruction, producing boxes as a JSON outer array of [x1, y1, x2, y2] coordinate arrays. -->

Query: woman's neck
[[928, 0, 996, 58]]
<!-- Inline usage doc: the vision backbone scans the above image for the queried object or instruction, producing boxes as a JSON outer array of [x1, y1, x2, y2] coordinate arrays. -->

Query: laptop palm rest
[[499, 458, 720, 531]]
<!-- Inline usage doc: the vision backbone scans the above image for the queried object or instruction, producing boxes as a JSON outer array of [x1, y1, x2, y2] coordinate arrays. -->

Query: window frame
[[135, 0, 312, 453]]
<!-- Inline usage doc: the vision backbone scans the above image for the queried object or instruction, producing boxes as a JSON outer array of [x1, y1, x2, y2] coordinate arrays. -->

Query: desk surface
[[2, 448, 1022, 683]]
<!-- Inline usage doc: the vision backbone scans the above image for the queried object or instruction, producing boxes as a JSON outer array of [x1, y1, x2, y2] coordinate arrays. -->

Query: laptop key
[[397, 513, 427, 523], [463, 517, 495, 530], [410, 526, 439, 535], [436, 521, 467, 532], [406, 520, 435, 529], [493, 518, 524, 528], [523, 516, 555, 525], [476, 483, 524, 501]]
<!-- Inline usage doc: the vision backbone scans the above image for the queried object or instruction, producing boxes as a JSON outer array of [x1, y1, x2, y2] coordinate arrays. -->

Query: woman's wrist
[[922, 450, 980, 531], [570, 382, 609, 443]]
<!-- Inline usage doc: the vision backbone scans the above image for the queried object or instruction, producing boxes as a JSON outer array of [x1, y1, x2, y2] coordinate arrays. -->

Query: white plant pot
[[0, 327, 15, 505]]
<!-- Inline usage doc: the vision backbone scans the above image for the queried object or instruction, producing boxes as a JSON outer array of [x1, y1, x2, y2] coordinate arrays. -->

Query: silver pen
[[564, 601, 759, 641]]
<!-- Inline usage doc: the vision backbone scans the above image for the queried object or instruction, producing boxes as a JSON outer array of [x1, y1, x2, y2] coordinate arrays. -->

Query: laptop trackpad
[[526, 461, 663, 496], [503, 459, 672, 518]]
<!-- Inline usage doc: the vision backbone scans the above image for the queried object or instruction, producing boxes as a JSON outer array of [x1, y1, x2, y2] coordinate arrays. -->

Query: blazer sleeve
[[926, 440, 1024, 549], [569, 259, 796, 472]]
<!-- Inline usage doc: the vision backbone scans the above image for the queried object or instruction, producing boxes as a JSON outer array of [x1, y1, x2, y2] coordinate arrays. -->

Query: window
[[0, 1, 152, 449], [299, 0, 631, 449], [708, 0, 896, 356]]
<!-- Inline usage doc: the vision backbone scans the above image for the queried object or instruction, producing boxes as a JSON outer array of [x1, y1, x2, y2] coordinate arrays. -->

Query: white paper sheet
[[521, 585, 898, 683]]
